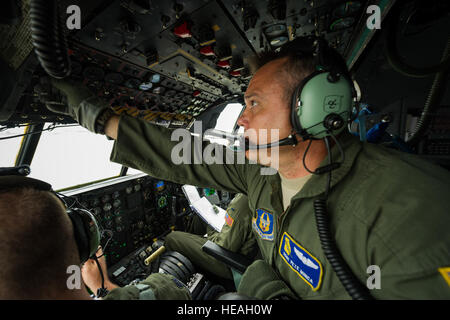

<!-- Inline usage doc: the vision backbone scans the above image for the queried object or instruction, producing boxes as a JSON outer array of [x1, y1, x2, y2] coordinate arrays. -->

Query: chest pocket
[[274, 227, 340, 299], [278, 232, 323, 292]]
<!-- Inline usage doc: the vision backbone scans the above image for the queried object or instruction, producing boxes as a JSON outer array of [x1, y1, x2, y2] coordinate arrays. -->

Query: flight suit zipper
[[277, 206, 289, 233], [274, 205, 290, 265]]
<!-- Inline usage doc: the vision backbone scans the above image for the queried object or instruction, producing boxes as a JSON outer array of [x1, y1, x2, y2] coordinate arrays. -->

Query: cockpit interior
[[0, 0, 449, 301]]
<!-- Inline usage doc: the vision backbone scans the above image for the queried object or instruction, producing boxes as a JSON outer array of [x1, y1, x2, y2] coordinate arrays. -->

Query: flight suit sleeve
[[110, 115, 258, 194], [238, 259, 298, 300], [208, 194, 256, 256], [368, 238, 450, 299], [379, 268, 450, 299], [103, 273, 191, 300], [364, 172, 450, 299]]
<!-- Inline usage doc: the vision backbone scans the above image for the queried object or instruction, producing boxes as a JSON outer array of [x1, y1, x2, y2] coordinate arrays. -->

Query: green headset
[[287, 36, 355, 140], [0, 174, 100, 264]]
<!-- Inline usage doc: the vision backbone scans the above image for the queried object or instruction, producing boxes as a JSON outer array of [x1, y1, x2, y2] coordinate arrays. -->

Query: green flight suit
[[110, 115, 450, 299], [104, 273, 191, 300], [164, 193, 256, 280]]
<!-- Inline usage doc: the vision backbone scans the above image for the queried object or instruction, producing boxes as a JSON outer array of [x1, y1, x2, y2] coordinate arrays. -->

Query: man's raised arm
[[42, 79, 258, 194]]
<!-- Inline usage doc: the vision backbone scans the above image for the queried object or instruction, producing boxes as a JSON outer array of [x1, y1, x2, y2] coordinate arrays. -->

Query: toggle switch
[[217, 60, 231, 69], [200, 45, 215, 56], [173, 21, 192, 38]]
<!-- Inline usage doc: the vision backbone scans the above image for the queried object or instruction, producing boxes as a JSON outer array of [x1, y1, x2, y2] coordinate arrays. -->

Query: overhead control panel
[[0, 0, 371, 125]]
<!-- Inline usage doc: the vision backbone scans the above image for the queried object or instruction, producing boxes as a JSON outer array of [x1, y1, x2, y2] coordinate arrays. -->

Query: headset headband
[[0, 175, 52, 192]]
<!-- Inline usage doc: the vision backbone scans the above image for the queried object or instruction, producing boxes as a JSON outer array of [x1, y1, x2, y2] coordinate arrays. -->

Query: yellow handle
[[144, 246, 166, 266]]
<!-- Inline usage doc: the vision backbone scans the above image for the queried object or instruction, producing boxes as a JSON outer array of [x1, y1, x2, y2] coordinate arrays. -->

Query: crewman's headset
[[0, 166, 109, 297], [289, 36, 353, 139], [246, 36, 375, 300], [288, 35, 356, 174]]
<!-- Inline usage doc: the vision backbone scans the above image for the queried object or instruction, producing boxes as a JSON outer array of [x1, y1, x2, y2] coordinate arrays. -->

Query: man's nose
[[237, 108, 249, 129]]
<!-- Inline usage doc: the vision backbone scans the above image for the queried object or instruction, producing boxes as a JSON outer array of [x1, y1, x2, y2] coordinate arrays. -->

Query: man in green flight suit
[[164, 193, 257, 281], [45, 36, 450, 299]]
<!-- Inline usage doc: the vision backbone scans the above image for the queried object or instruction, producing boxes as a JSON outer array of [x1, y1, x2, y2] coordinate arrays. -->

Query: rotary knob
[[113, 199, 121, 208]]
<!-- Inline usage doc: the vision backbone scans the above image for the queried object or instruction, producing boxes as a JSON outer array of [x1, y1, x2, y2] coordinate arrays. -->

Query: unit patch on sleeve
[[279, 232, 323, 291], [252, 209, 274, 241]]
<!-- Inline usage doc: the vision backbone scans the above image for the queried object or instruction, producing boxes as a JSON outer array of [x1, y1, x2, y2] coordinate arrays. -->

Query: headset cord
[[93, 255, 109, 298], [313, 136, 374, 300], [302, 132, 344, 175]]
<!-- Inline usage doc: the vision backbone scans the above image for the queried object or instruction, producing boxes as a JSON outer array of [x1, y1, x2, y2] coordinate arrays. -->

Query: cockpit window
[[201, 101, 245, 146], [126, 167, 145, 175], [0, 126, 26, 167], [29, 123, 122, 191], [214, 102, 244, 133]]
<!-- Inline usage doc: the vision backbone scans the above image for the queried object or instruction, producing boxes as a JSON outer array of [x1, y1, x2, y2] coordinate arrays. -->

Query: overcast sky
[[0, 124, 121, 190], [0, 103, 243, 190]]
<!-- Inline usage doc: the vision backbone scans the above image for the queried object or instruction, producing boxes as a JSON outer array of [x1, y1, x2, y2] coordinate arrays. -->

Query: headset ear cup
[[68, 209, 100, 263], [68, 210, 90, 263], [296, 72, 353, 139]]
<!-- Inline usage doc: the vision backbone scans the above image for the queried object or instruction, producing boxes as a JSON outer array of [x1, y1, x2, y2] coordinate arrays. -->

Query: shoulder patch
[[438, 267, 450, 287], [225, 209, 234, 227], [252, 209, 274, 241], [279, 232, 323, 291]]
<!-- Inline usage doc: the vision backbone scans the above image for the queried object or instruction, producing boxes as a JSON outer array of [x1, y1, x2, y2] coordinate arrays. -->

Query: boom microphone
[[243, 135, 298, 151]]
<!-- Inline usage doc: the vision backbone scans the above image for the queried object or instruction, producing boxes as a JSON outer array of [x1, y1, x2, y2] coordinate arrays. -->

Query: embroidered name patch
[[252, 209, 274, 241], [279, 232, 323, 291]]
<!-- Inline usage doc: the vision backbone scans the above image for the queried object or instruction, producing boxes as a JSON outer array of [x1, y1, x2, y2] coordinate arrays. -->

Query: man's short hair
[[0, 188, 80, 299], [247, 37, 351, 105]]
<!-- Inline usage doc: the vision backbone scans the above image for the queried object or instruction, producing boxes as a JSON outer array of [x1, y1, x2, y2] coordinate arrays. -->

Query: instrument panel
[[61, 172, 233, 289], [62, 174, 190, 267]]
